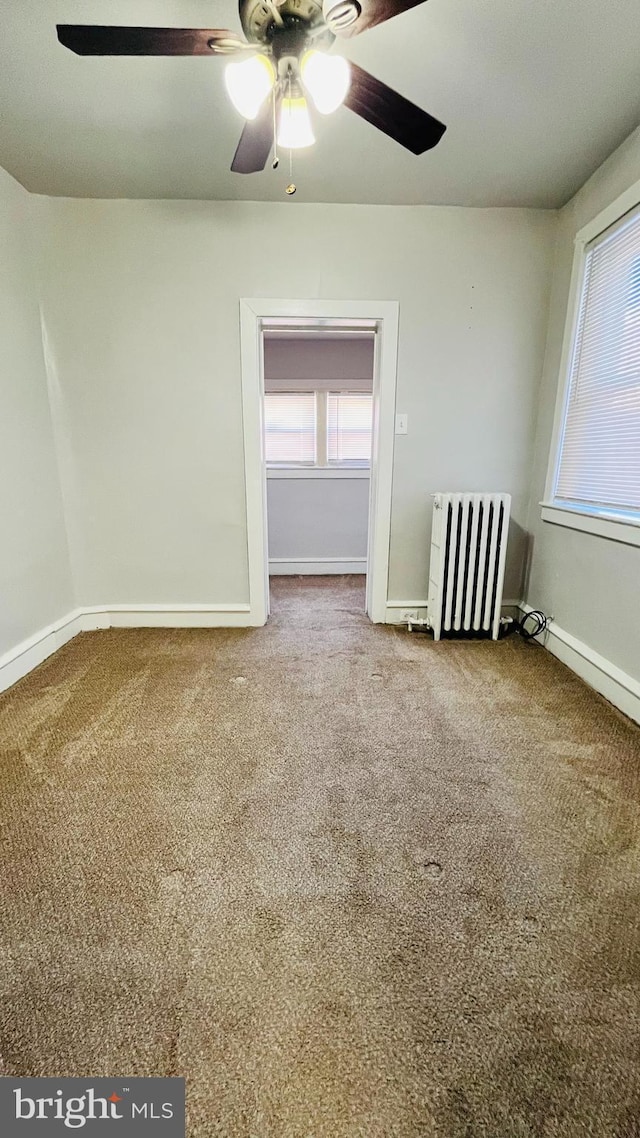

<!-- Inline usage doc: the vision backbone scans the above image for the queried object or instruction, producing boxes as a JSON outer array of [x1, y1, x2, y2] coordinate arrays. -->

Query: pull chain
[[286, 146, 296, 195], [284, 70, 296, 195], [271, 83, 279, 170]]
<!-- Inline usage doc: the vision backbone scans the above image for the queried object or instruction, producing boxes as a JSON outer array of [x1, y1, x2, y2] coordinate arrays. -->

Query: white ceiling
[[1, 0, 639, 207]]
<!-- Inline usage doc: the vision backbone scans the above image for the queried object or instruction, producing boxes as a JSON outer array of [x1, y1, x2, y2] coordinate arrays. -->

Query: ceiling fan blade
[[329, 0, 428, 37], [231, 99, 275, 174], [344, 63, 446, 155], [56, 25, 250, 56]]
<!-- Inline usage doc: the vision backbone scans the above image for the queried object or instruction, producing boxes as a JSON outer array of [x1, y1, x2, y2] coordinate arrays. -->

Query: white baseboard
[[385, 601, 429, 624], [388, 598, 639, 724], [385, 599, 523, 626], [269, 558, 366, 575], [0, 609, 84, 694], [81, 604, 254, 629], [6, 598, 636, 729], [520, 603, 640, 726], [0, 603, 257, 694]]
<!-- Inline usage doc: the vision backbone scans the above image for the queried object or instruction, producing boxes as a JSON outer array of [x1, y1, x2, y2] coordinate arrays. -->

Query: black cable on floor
[[517, 609, 548, 641]]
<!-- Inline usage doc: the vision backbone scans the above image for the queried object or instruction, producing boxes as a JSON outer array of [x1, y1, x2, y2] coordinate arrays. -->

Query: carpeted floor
[[1, 575, 640, 1136]]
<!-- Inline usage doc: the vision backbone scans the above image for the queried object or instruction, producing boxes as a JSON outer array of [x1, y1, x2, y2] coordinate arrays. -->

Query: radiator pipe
[[407, 618, 430, 632]]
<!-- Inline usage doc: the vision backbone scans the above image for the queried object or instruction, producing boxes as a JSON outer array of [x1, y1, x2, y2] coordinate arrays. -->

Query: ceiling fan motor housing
[[269, 20, 315, 61], [240, 0, 333, 51]]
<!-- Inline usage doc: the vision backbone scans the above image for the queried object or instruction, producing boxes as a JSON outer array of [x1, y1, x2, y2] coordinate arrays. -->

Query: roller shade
[[555, 206, 640, 516], [264, 336, 374, 393]]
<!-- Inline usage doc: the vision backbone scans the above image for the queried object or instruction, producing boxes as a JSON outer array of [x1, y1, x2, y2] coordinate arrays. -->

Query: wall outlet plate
[[402, 610, 419, 622]]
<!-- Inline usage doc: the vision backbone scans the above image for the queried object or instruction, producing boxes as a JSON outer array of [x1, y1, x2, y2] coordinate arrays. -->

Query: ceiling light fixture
[[57, 1, 448, 183], [225, 48, 349, 151], [224, 53, 275, 120], [277, 88, 315, 150], [300, 51, 350, 115], [322, 0, 362, 32]]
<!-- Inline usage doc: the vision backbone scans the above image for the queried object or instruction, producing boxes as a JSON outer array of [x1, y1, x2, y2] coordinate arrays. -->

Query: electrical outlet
[[402, 610, 419, 622]]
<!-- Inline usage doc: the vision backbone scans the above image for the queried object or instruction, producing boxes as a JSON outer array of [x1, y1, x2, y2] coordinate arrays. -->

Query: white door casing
[[239, 299, 399, 624]]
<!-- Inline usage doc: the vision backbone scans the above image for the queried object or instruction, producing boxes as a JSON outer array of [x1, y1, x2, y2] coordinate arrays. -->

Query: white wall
[[525, 125, 640, 683], [0, 168, 73, 660], [35, 198, 556, 608], [267, 476, 369, 568]]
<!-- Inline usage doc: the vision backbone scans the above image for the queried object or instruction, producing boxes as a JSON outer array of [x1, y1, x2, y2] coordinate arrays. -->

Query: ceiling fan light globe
[[224, 53, 275, 120], [277, 96, 315, 150], [322, 0, 361, 31], [301, 51, 350, 115]]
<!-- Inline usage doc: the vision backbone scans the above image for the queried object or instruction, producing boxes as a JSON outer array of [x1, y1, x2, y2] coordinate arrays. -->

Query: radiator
[[427, 492, 511, 641]]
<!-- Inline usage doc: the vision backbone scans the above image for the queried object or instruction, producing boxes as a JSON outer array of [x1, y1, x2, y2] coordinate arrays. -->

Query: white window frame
[[326, 390, 373, 469], [263, 391, 318, 468], [265, 389, 373, 473], [541, 177, 640, 549]]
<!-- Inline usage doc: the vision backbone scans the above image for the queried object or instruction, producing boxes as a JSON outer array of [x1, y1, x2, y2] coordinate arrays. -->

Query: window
[[264, 393, 316, 465], [327, 392, 373, 467], [265, 390, 372, 468], [548, 204, 640, 533]]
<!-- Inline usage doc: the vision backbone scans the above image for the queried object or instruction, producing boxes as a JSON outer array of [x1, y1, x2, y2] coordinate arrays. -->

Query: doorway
[[263, 327, 373, 614], [239, 300, 399, 625]]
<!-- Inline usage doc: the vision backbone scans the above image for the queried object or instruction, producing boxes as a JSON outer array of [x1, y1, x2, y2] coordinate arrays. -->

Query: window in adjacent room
[[263, 392, 317, 465], [547, 203, 640, 533], [264, 390, 373, 468], [327, 392, 373, 467]]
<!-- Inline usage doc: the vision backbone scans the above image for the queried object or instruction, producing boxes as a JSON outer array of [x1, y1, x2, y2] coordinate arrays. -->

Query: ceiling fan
[[56, 0, 446, 178]]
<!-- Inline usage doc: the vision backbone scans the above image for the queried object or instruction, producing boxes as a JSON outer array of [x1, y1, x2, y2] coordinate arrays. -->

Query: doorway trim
[[239, 298, 399, 625]]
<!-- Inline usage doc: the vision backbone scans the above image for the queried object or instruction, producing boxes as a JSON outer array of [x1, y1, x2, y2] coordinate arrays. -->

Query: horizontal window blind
[[264, 393, 316, 465], [555, 206, 640, 516], [327, 392, 373, 467]]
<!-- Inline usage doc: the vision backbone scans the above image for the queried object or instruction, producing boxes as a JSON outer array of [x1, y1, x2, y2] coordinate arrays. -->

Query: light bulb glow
[[301, 50, 350, 115], [277, 96, 315, 149], [224, 54, 275, 120]]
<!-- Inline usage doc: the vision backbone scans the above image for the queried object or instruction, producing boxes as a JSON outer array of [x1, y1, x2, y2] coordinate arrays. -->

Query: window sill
[[540, 502, 640, 548], [267, 467, 370, 480]]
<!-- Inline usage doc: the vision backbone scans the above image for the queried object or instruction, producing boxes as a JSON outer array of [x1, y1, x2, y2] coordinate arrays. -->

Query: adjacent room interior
[[1, 1, 639, 1133], [263, 327, 374, 596]]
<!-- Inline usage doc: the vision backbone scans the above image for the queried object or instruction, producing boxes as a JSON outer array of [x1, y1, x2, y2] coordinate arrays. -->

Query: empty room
[[1, 1, 640, 1134]]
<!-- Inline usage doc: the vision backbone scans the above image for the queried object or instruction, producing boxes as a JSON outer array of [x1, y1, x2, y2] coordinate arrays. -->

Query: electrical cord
[[496, 609, 548, 641], [513, 609, 548, 641]]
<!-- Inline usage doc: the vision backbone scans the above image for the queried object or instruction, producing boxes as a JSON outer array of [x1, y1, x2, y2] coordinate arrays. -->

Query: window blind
[[264, 393, 316, 464], [327, 392, 373, 467], [555, 206, 640, 517], [263, 335, 374, 393]]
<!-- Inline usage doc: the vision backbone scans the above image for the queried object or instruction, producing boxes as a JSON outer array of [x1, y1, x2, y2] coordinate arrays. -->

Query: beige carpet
[[1, 575, 640, 1136]]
